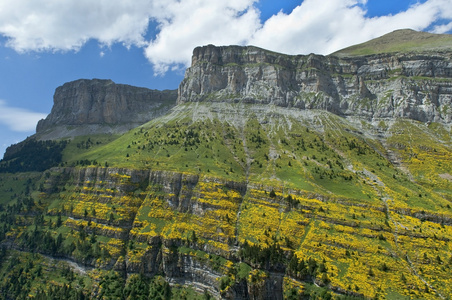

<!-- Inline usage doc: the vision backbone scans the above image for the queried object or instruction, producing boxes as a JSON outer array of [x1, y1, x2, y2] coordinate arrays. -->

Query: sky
[[1, 0, 452, 158]]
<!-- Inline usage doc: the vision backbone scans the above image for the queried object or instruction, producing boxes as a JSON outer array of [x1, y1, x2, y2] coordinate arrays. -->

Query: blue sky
[[0, 0, 451, 157]]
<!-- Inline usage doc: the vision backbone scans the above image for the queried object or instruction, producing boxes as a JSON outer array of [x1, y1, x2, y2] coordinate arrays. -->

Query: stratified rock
[[178, 44, 452, 123], [36, 79, 177, 138]]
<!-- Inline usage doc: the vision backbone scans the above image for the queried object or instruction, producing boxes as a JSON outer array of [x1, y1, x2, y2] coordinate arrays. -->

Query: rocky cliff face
[[40, 166, 281, 299], [178, 45, 452, 123], [36, 79, 177, 137]]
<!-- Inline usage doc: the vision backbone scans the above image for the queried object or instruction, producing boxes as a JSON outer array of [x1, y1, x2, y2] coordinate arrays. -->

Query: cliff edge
[[178, 30, 452, 123], [36, 79, 177, 139]]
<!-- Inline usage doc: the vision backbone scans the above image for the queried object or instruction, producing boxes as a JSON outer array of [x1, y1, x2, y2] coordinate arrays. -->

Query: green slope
[[55, 103, 451, 298], [331, 29, 452, 57], [0, 103, 451, 299]]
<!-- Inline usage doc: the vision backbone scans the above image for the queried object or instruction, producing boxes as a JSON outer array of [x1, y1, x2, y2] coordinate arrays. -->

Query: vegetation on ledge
[[0, 103, 451, 299]]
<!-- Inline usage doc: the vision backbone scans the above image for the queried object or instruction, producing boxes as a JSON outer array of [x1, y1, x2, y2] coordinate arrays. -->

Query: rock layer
[[178, 45, 452, 123], [41, 166, 278, 299], [36, 79, 177, 136]]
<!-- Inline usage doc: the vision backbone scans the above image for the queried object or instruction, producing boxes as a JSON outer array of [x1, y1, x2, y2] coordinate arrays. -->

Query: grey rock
[[178, 45, 452, 123], [36, 79, 177, 138]]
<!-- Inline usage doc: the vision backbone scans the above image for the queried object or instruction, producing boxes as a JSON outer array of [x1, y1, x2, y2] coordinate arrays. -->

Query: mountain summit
[[179, 33, 452, 123], [36, 78, 177, 140], [332, 29, 452, 57]]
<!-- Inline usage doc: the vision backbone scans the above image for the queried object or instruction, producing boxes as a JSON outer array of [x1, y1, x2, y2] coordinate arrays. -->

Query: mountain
[[179, 39, 452, 123], [0, 30, 451, 300], [332, 29, 452, 57], [36, 78, 178, 140]]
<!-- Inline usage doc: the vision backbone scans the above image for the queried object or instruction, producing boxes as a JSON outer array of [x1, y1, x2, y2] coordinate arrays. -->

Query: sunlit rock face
[[179, 45, 452, 123], [36, 79, 177, 135]]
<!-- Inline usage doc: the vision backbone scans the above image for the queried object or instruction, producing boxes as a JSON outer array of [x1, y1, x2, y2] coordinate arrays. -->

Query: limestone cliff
[[36, 79, 177, 138], [39, 166, 282, 299], [178, 40, 452, 123]]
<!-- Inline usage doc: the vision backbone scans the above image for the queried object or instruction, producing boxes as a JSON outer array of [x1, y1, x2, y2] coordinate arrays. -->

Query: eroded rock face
[[178, 45, 452, 123], [36, 79, 177, 134], [41, 166, 281, 299]]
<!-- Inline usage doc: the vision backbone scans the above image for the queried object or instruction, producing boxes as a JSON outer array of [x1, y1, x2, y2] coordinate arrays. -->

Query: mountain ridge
[[35, 78, 178, 140], [179, 31, 452, 124], [33, 29, 452, 145], [332, 29, 452, 57]]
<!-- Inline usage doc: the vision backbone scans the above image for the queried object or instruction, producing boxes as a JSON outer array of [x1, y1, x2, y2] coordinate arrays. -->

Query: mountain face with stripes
[[180, 30, 452, 124], [0, 30, 451, 300], [35, 78, 178, 140]]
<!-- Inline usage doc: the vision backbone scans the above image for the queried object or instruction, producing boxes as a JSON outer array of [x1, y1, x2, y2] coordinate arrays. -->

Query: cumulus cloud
[[0, 0, 452, 73], [0, 0, 151, 52], [0, 100, 47, 132], [433, 22, 452, 33], [144, 0, 261, 74]]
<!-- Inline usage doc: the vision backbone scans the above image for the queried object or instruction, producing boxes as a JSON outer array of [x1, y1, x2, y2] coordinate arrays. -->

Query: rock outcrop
[[40, 166, 280, 299], [178, 44, 452, 123], [36, 79, 177, 138]]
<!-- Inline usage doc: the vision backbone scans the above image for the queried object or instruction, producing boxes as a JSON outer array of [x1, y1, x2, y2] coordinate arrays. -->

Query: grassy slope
[[46, 103, 451, 299], [1, 102, 451, 299], [331, 29, 452, 57]]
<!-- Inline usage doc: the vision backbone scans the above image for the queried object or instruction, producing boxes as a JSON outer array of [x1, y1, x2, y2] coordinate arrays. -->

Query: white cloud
[[0, 0, 451, 73], [433, 22, 452, 33], [144, 0, 261, 74], [0, 0, 152, 52], [0, 100, 47, 132]]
